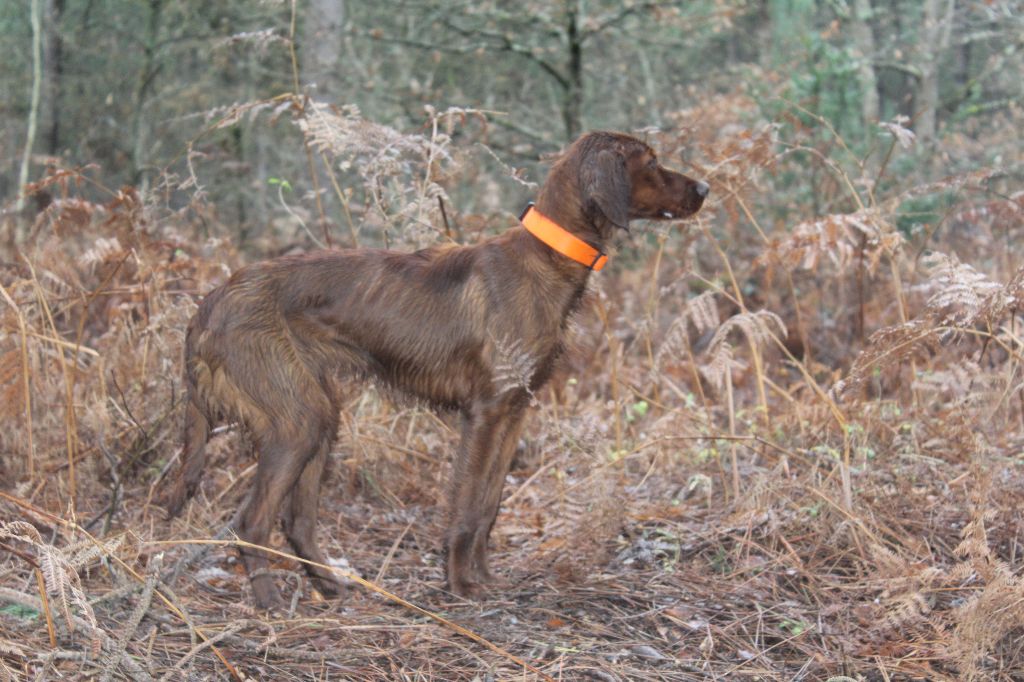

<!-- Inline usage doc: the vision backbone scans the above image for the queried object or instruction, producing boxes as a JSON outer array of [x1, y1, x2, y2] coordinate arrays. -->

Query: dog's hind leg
[[283, 443, 343, 598], [236, 416, 335, 609]]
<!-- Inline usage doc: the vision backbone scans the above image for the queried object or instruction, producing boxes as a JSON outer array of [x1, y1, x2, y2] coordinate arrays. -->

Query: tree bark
[[131, 0, 164, 188], [300, 0, 345, 98], [850, 0, 879, 128], [42, 0, 63, 156], [918, 0, 956, 146], [16, 0, 43, 213], [563, 2, 583, 141]]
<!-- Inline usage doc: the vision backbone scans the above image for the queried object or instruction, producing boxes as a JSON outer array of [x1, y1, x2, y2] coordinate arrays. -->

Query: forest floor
[[2, 115, 1024, 680], [4, 386, 1023, 681]]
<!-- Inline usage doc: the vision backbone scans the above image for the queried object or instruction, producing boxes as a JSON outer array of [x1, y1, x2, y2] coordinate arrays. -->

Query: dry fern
[[911, 360, 999, 408], [700, 309, 785, 392], [78, 236, 126, 273], [491, 334, 537, 399], [921, 251, 1002, 326], [98, 554, 160, 682], [700, 339, 740, 393], [651, 290, 720, 379], [838, 249, 1023, 398], [948, 471, 1024, 678], [863, 543, 945, 639], [878, 115, 917, 150], [0, 521, 100, 655], [296, 101, 454, 246], [757, 207, 904, 278], [550, 473, 623, 583]]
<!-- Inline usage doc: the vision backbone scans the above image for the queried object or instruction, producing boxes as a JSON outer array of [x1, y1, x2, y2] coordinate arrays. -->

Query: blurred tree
[[918, 0, 955, 147], [41, 0, 63, 157], [1, 0, 1020, 243], [301, 0, 345, 98], [357, 0, 721, 143], [849, 0, 880, 127], [130, 0, 165, 188], [15, 0, 41, 213]]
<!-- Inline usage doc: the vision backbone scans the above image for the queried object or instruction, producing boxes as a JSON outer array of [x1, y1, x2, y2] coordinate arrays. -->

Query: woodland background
[[1, 0, 1023, 680]]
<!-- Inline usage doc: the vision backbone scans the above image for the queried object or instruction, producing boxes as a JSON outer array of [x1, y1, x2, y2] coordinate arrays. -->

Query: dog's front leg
[[469, 406, 527, 584], [445, 398, 526, 597]]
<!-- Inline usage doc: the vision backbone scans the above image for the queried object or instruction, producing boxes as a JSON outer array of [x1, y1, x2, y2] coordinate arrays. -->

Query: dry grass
[[1, 96, 1023, 681]]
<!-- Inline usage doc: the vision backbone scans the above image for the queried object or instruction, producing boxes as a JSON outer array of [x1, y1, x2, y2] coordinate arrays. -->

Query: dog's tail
[[164, 335, 212, 518]]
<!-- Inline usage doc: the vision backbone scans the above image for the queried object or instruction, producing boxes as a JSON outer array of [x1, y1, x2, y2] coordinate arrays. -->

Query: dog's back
[[165, 236, 558, 514]]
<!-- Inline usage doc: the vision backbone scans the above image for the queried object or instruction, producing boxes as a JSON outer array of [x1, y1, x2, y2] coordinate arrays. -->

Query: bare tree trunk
[[16, 0, 43, 213], [918, 0, 955, 146], [563, 2, 583, 141], [43, 0, 64, 156], [296, 0, 345, 242], [850, 0, 879, 128], [131, 0, 163, 189], [300, 0, 345, 98]]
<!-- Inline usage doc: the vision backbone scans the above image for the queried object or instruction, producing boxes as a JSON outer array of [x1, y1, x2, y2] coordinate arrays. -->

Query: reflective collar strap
[[519, 203, 608, 271]]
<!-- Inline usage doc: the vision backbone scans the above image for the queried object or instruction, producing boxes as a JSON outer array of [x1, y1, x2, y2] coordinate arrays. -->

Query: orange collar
[[519, 203, 608, 271]]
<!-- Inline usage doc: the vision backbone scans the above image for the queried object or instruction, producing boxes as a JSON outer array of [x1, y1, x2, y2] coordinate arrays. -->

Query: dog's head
[[578, 132, 708, 230]]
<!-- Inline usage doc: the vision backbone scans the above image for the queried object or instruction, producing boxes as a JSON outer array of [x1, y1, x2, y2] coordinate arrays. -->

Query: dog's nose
[[695, 181, 710, 198]]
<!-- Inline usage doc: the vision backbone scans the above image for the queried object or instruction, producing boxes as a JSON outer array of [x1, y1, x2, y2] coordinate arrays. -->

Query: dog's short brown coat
[[166, 131, 708, 608]]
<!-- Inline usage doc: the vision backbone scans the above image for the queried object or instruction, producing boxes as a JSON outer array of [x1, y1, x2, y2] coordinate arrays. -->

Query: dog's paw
[[313, 576, 344, 600], [250, 575, 287, 611], [448, 577, 485, 600]]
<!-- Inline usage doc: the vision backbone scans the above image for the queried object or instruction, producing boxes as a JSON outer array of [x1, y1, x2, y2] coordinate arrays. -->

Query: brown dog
[[165, 131, 708, 608]]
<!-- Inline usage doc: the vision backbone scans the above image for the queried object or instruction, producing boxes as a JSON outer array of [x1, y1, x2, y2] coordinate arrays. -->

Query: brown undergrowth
[[1, 97, 1023, 681]]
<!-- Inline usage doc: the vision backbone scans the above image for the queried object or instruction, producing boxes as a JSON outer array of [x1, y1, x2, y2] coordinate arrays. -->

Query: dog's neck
[[520, 204, 608, 271], [532, 166, 618, 270], [533, 194, 615, 252]]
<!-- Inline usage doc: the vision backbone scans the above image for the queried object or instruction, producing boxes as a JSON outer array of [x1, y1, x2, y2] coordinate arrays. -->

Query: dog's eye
[[647, 158, 657, 170]]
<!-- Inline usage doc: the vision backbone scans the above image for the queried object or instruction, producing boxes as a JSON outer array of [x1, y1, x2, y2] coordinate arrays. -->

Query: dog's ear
[[583, 149, 630, 229]]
